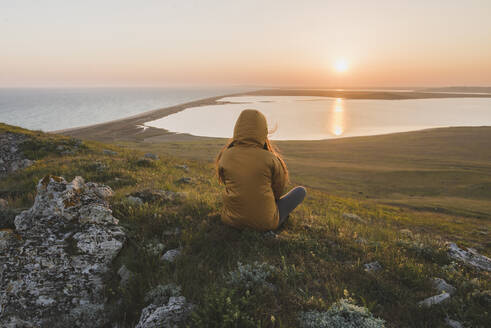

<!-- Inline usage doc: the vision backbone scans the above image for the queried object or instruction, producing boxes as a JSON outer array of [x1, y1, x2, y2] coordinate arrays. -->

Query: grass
[[130, 126, 491, 221], [1, 122, 490, 327]]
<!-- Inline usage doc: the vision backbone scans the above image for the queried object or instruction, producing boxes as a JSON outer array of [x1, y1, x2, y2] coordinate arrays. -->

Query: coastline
[[55, 89, 491, 142]]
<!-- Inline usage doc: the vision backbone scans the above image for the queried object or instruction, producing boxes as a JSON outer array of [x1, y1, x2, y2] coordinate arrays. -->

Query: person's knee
[[296, 186, 307, 200]]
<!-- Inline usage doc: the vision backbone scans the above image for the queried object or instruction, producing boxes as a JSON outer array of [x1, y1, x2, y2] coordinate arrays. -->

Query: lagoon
[[145, 96, 491, 140]]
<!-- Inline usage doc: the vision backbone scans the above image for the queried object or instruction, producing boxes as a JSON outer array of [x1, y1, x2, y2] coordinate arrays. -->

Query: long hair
[[215, 138, 289, 184]]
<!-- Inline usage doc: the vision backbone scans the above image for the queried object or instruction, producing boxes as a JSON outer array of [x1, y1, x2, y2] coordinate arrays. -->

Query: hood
[[233, 109, 268, 146]]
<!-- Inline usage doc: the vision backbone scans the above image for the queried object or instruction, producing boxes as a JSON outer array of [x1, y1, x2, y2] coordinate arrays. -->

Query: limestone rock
[[161, 249, 181, 263], [445, 318, 463, 328], [418, 292, 450, 307], [135, 286, 192, 328], [0, 175, 126, 327], [447, 242, 491, 271], [432, 277, 456, 295], [175, 164, 189, 172]]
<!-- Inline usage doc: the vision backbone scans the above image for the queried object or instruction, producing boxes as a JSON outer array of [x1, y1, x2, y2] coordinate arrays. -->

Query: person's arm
[[271, 156, 286, 200]]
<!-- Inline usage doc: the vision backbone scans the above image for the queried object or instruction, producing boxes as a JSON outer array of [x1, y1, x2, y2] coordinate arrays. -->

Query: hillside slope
[[1, 123, 490, 327]]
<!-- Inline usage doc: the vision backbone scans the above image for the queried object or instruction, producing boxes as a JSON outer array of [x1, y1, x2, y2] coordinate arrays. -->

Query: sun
[[334, 59, 349, 72]]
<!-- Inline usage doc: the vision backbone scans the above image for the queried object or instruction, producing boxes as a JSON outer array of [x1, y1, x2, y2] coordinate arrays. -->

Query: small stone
[[445, 318, 463, 328], [176, 177, 192, 184], [175, 164, 189, 172], [144, 153, 159, 160], [418, 292, 451, 307], [161, 249, 181, 262], [126, 196, 143, 206], [342, 213, 367, 224], [364, 261, 382, 272], [432, 277, 456, 295]]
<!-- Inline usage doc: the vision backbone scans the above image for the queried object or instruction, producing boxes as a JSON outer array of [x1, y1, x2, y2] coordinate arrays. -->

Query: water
[[0, 87, 247, 131], [145, 96, 491, 140]]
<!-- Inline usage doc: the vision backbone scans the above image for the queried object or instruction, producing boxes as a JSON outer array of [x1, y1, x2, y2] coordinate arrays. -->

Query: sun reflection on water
[[330, 98, 345, 136]]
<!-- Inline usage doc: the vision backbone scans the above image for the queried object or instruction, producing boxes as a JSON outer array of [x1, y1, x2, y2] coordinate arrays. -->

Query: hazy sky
[[1, 0, 490, 87]]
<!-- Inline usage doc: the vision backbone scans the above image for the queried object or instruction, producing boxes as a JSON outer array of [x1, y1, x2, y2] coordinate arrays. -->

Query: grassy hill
[[126, 126, 491, 221], [1, 123, 490, 327]]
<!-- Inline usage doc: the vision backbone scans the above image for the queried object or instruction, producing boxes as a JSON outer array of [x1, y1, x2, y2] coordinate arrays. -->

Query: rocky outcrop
[[0, 175, 125, 327], [0, 132, 33, 176]]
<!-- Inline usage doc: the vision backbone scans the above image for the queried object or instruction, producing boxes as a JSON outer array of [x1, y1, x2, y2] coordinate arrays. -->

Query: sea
[[0, 87, 247, 132]]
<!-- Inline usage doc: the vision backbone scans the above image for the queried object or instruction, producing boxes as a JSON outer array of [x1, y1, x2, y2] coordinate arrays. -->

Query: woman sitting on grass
[[215, 109, 306, 231]]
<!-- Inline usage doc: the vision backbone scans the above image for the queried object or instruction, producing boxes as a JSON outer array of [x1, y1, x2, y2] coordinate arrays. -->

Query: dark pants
[[276, 186, 307, 230]]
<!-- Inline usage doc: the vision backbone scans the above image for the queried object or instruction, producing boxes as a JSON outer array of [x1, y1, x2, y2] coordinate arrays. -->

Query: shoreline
[[55, 89, 491, 142]]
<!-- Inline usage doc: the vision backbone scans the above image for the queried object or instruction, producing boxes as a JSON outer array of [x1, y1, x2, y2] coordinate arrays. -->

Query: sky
[[1, 0, 491, 88]]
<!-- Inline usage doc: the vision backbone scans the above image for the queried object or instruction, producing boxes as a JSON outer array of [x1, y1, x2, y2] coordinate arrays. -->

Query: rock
[[418, 292, 451, 307], [175, 164, 189, 172], [364, 261, 382, 272], [400, 229, 414, 238], [118, 265, 133, 286], [0, 132, 34, 176], [432, 277, 456, 295], [144, 153, 159, 160], [126, 196, 143, 206], [103, 149, 117, 156], [0, 198, 8, 209], [161, 249, 181, 262], [135, 295, 192, 328], [0, 175, 126, 327], [130, 189, 186, 203], [342, 213, 367, 224], [445, 318, 463, 328], [447, 242, 491, 271], [176, 177, 192, 184]]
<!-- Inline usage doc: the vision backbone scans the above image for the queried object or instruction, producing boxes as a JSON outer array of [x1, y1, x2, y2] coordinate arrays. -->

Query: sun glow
[[334, 59, 349, 73]]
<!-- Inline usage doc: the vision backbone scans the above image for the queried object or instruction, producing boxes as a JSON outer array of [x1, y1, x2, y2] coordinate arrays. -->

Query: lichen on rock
[[0, 175, 125, 327]]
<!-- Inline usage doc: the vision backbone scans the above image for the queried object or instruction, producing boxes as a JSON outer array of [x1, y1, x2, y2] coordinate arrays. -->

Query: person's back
[[216, 109, 306, 231], [219, 142, 284, 230]]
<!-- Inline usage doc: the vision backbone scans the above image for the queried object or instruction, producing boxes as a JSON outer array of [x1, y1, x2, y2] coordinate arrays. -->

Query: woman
[[215, 109, 306, 231]]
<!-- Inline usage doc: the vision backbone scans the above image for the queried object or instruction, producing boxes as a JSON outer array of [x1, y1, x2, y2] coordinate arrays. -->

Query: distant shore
[[56, 89, 491, 142]]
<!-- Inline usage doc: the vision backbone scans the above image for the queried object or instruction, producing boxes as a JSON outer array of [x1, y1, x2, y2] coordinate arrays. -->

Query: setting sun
[[334, 59, 349, 73]]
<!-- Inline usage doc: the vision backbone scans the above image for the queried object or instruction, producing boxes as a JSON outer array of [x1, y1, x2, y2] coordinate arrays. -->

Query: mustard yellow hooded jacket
[[218, 109, 287, 231]]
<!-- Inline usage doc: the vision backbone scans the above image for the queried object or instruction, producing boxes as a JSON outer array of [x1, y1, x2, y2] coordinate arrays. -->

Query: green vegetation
[[1, 123, 489, 327]]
